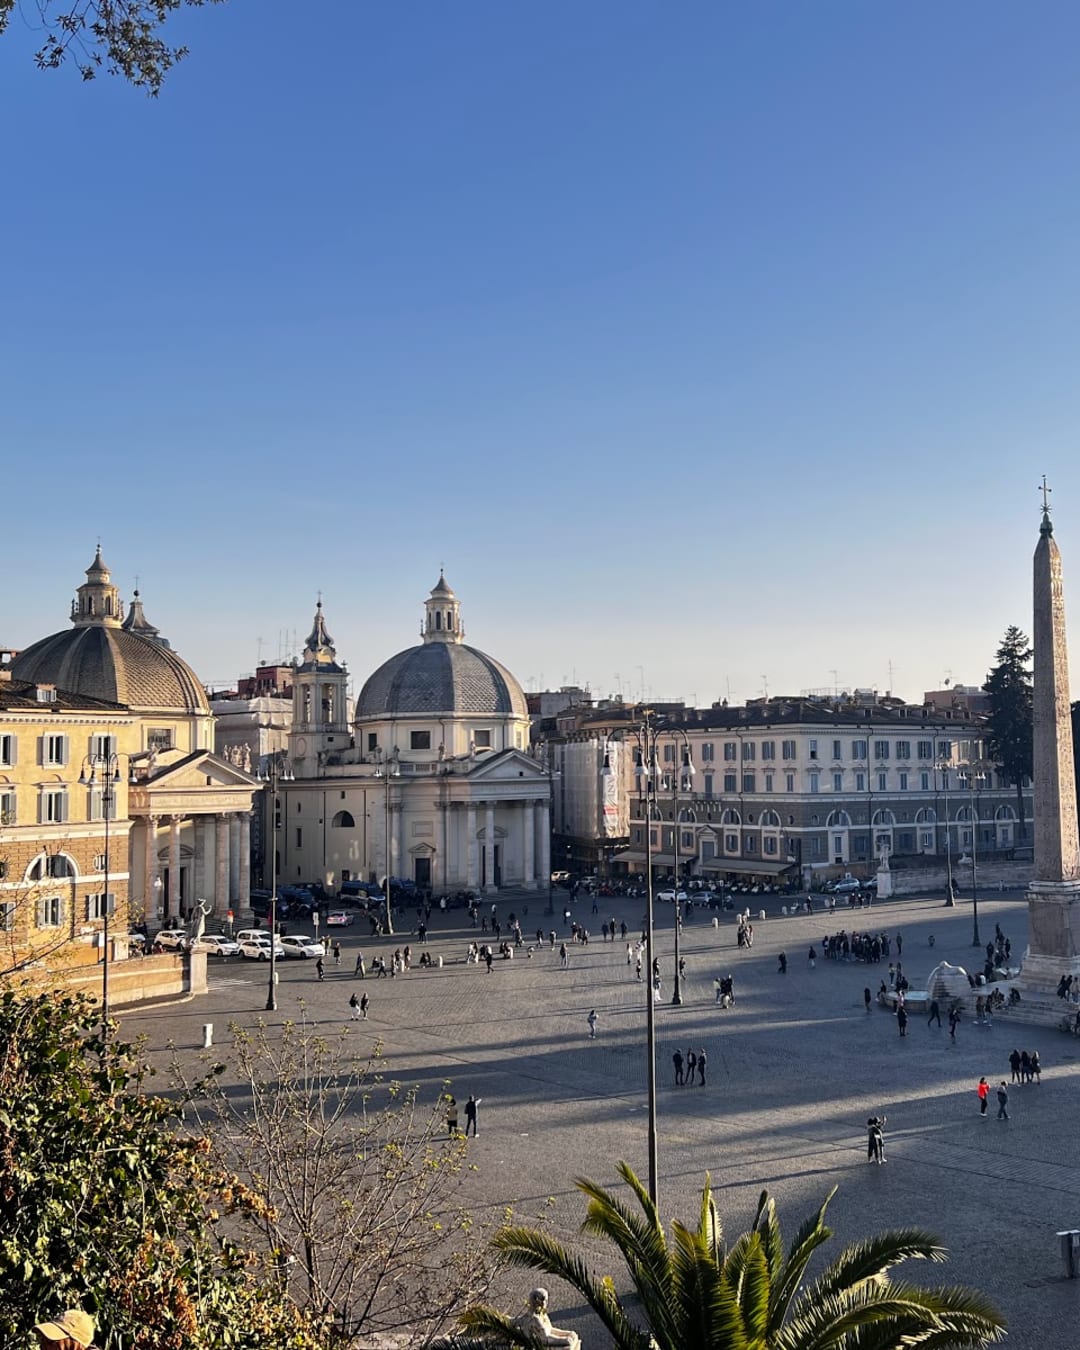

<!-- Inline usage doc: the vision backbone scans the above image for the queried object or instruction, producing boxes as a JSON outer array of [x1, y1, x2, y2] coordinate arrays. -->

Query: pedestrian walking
[[354, 951, 366, 977], [445, 1095, 459, 1135], [560, 943, 569, 969], [927, 998, 942, 1028], [808, 945, 816, 970], [635, 958, 642, 981], [697, 1048, 707, 1085], [1020, 1050, 1032, 1082], [977, 1076, 989, 1116], [685, 1049, 697, 1085], [896, 1004, 908, 1038], [673, 1049, 684, 1085], [896, 933, 903, 956], [485, 948, 494, 974], [996, 1081, 1009, 1120], [1009, 1049, 1022, 1083], [715, 978, 725, 1004], [332, 940, 342, 967], [349, 992, 361, 1019], [360, 992, 369, 1018], [778, 952, 787, 974], [949, 1005, 960, 1040], [866, 1115, 887, 1164], [1031, 1050, 1042, 1083], [587, 1009, 598, 1039], [465, 1094, 481, 1137], [864, 986, 872, 1014], [315, 957, 325, 981]]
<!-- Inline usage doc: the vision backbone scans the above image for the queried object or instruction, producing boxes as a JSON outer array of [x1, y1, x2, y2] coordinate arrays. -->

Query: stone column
[[523, 799, 536, 889], [538, 799, 551, 888], [215, 814, 229, 917], [229, 813, 241, 901], [485, 802, 496, 892], [143, 815, 159, 921], [238, 812, 251, 912], [168, 815, 182, 919], [466, 803, 479, 891]]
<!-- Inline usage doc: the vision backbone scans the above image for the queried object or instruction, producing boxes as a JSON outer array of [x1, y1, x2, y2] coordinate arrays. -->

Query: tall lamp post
[[78, 751, 130, 1034], [966, 760, 986, 948], [632, 718, 662, 1208], [663, 732, 694, 1007], [260, 752, 293, 1012], [374, 749, 400, 936], [937, 760, 955, 907]]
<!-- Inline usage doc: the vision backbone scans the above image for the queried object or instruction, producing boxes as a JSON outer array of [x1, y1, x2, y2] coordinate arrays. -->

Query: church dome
[[354, 574, 527, 721], [10, 549, 210, 716]]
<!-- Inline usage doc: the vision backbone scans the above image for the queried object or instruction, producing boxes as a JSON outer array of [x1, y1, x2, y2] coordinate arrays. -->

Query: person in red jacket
[[977, 1076, 989, 1117]]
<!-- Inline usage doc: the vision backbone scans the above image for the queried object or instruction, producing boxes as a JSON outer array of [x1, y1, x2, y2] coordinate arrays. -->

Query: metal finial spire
[[1040, 475, 1054, 536]]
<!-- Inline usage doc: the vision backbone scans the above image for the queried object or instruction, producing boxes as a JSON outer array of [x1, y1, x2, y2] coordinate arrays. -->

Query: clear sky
[[3, 3, 1080, 706]]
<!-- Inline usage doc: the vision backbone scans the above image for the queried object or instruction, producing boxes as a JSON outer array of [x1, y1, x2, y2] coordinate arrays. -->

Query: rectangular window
[[724, 742, 737, 761], [742, 772, 756, 792], [663, 744, 675, 763], [833, 834, 843, 854], [809, 772, 820, 793], [921, 831, 933, 848], [367, 733, 378, 752], [1001, 825, 1012, 845], [36, 896, 63, 929], [723, 772, 737, 793], [809, 739, 819, 760], [896, 740, 911, 760], [41, 734, 68, 767], [87, 786, 118, 822], [810, 837, 823, 858], [855, 772, 866, 792], [874, 740, 890, 760], [764, 772, 774, 793], [782, 740, 796, 760], [147, 727, 173, 752], [742, 742, 756, 761], [703, 774, 714, 798], [852, 739, 867, 760], [93, 853, 106, 871], [701, 840, 715, 861], [0, 903, 13, 932], [410, 730, 431, 751], [296, 827, 302, 848], [763, 835, 778, 855], [725, 833, 738, 851], [701, 742, 714, 762], [650, 829, 659, 848], [918, 740, 933, 760], [0, 734, 16, 766], [833, 772, 843, 792], [785, 773, 795, 793], [89, 734, 117, 760], [962, 828, 973, 847], [681, 829, 694, 848], [761, 740, 775, 760], [899, 772, 908, 790], [474, 730, 492, 748], [40, 791, 68, 824], [745, 834, 757, 852], [938, 740, 952, 758], [0, 791, 15, 826], [877, 772, 887, 792], [87, 893, 116, 921], [854, 834, 869, 854], [830, 739, 840, 761], [920, 772, 930, 791]]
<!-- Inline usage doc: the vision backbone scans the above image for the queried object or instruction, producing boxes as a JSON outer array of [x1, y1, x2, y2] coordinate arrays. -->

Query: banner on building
[[602, 741, 621, 837]]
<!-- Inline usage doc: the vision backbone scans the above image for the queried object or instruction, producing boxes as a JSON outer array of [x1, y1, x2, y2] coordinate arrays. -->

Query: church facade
[[277, 577, 552, 894]]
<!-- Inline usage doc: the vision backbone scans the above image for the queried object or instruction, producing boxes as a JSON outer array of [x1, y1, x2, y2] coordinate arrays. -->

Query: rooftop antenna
[[637, 665, 645, 701], [887, 658, 896, 695], [256, 636, 264, 666], [726, 677, 733, 704], [614, 672, 623, 698], [761, 675, 769, 701], [829, 668, 839, 696]]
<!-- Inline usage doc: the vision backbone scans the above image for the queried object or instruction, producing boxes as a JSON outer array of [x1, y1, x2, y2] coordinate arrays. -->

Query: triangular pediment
[[467, 748, 550, 782], [147, 750, 260, 790]]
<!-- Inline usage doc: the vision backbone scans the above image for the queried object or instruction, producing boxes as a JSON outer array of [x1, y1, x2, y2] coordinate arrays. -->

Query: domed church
[[283, 576, 551, 894]]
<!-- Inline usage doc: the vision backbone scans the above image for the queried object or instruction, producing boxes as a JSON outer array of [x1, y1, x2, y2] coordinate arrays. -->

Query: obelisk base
[[1019, 879, 1080, 993]]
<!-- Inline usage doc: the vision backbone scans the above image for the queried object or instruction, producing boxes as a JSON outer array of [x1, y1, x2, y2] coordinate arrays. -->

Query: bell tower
[[422, 571, 464, 645], [71, 546, 123, 627], [290, 599, 349, 777]]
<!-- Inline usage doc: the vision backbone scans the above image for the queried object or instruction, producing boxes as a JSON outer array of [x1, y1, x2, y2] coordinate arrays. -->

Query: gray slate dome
[[355, 643, 527, 720], [11, 625, 211, 715]]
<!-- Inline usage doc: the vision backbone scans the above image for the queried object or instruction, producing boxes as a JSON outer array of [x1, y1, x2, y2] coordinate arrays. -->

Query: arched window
[[915, 807, 937, 824], [331, 811, 355, 828], [956, 805, 975, 823], [995, 804, 1016, 821], [435, 612, 442, 629], [760, 809, 781, 828], [872, 809, 896, 827], [678, 808, 696, 824], [825, 810, 851, 828], [721, 808, 741, 826], [28, 853, 76, 881]]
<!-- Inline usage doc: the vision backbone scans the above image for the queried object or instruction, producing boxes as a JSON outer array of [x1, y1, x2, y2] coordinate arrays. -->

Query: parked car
[[829, 877, 863, 895], [153, 929, 188, 952], [238, 936, 286, 961], [656, 888, 689, 904], [325, 910, 355, 927], [279, 935, 325, 959], [192, 934, 239, 958]]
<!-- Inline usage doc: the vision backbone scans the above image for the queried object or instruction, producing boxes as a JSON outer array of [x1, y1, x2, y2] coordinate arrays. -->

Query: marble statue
[[514, 1289, 581, 1350]]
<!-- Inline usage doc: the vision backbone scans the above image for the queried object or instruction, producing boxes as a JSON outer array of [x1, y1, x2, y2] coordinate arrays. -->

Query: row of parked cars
[[150, 928, 328, 960]]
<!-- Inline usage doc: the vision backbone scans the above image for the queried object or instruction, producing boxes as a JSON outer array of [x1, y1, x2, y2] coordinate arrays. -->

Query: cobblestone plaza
[[124, 892, 1080, 1347]]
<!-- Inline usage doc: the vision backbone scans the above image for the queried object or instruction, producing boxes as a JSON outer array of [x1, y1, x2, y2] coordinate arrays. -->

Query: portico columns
[[466, 804, 479, 891], [485, 802, 496, 892], [238, 813, 251, 912], [229, 814, 241, 901], [143, 815, 159, 921], [215, 814, 229, 916], [538, 799, 551, 890], [168, 815, 182, 919], [523, 799, 536, 889]]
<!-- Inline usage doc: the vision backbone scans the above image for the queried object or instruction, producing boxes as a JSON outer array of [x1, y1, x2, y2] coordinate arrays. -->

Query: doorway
[[414, 856, 432, 890]]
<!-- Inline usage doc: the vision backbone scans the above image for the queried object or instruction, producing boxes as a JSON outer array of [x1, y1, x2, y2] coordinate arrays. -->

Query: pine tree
[[983, 626, 1034, 843]]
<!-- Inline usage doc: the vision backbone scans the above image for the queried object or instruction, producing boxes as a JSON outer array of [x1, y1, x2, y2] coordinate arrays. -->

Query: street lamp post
[[967, 762, 984, 948], [260, 753, 293, 1011], [78, 752, 128, 1034], [633, 719, 662, 1209], [937, 760, 955, 907], [664, 732, 694, 1007], [374, 749, 400, 936]]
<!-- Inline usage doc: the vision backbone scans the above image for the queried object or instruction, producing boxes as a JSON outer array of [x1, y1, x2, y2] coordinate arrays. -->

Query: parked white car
[[279, 935, 325, 959], [192, 934, 240, 958], [153, 929, 188, 952], [238, 936, 286, 961], [325, 910, 355, 927], [656, 889, 689, 904]]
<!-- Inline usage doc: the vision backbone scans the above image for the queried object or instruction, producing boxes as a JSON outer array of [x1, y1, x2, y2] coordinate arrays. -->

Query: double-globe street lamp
[[259, 752, 294, 1012], [373, 748, 400, 936], [964, 760, 990, 949], [936, 760, 955, 908], [78, 750, 134, 1034], [662, 731, 695, 1007]]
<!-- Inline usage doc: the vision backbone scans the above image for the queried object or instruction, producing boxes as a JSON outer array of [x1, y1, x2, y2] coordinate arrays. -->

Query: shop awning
[[700, 859, 795, 877]]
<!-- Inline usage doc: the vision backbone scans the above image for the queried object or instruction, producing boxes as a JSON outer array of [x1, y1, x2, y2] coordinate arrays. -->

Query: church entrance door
[[414, 857, 431, 890]]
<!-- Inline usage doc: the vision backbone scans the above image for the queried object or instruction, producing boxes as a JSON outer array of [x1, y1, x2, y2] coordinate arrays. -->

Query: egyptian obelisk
[[1021, 481, 1080, 989]]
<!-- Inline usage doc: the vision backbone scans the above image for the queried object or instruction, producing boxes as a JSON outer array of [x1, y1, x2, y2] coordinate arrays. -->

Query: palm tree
[[451, 1163, 1004, 1350]]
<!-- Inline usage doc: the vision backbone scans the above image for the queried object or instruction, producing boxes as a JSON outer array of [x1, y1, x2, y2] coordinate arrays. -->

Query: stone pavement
[[121, 890, 1080, 1347]]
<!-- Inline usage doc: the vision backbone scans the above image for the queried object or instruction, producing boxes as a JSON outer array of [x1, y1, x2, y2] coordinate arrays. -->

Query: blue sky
[[3, 3, 1080, 705]]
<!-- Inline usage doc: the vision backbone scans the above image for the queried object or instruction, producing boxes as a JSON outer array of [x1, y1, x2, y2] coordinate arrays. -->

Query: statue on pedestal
[[514, 1289, 581, 1350]]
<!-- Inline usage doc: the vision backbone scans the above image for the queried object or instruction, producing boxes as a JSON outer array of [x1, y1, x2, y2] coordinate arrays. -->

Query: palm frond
[[751, 1189, 785, 1289], [768, 1189, 836, 1330], [792, 1227, 949, 1315], [697, 1170, 724, 1265], [735, 1232, 770, 1344], [774, 1280, 1006, 1350], [668, 1222, 750, 1350]]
